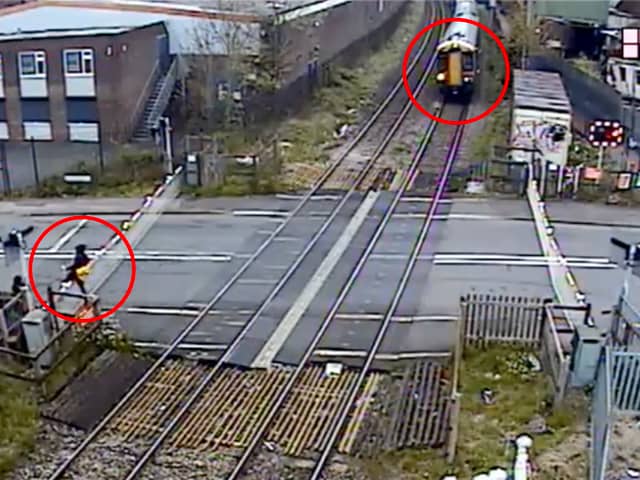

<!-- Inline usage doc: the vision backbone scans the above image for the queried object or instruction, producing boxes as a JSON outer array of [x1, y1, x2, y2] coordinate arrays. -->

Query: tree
[[504, 2, 542, 69], [184, 2, 260, 131]]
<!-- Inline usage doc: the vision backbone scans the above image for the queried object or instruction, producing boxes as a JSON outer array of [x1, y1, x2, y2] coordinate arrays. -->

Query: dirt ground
[[535, 428, 589, 480], [606, 413, 640, 479]]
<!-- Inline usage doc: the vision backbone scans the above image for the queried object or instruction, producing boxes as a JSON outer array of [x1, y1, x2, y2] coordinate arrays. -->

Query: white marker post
[[16, 231, 34, 311]]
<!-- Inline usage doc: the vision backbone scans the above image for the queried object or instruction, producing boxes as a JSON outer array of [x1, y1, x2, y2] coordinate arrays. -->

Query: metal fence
[[460, 294, 573, 406], [611, 295, 640, 352], [0, 290, 28, 348], [0, 293, 102, 400], [448, 294, 574, 465], [591, 346, 640, 480], [541, 303, 574, 406]]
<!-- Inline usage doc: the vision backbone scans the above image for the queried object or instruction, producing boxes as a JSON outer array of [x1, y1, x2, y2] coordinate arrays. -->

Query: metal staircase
[[132, 57, 178, 143]]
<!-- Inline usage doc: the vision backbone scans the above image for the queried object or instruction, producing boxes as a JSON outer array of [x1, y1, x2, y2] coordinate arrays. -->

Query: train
[[435, 0, 480, 100]]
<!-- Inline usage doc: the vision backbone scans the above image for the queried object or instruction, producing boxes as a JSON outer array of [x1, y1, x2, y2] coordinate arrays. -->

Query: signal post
[[588, 120, 624, 184]]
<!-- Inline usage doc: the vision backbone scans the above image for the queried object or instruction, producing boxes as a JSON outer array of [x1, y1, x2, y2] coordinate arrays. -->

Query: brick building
[[0, 0, 407, 145], [0, 22, 168, 143]]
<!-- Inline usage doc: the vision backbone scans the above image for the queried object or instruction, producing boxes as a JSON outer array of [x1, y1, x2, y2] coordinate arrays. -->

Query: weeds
[[16, 150, 164, 198], [0, 378, 38, 476], [363, 345, 587, 480], [192, 1, 425, 197]]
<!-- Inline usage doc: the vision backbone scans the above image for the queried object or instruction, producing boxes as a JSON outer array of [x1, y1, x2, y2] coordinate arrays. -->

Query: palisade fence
[[591, 347, 640, 480], [592, 303, 640, 480], [0, 293, 102, 401]]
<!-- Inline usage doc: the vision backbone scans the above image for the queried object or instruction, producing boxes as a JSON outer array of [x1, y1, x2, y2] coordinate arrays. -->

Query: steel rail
[[309, 107, 469, 479], [122, 25, 443, 480], [46, 5, 439, 479], [225, 101, 446, 480]]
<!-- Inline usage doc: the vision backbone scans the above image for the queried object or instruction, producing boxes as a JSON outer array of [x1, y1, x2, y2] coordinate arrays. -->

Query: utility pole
[[522, 0, 533, 70], [631, 74, 637, 169], [160, 117, 173, 174], [596, 144, 605, 184], [30, 137, 40, 191], [270, 2, 282, 175]]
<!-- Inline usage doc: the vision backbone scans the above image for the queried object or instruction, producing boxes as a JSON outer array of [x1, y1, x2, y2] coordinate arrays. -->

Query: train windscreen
[[463, 53, 474, 72]]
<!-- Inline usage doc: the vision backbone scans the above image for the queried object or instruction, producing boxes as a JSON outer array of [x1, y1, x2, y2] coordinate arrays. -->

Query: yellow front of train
[[435, 41, 476, 97]]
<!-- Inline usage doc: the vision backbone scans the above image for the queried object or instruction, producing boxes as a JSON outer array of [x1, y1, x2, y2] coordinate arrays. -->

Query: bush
[[0, 378, 38, 476]]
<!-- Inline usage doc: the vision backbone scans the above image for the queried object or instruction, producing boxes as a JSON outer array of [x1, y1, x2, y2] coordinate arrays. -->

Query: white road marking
[[275, 194, 341, 201], [49, 219, 88, 252], [312, 349, 451, 360], [232, 210, 289, 217], [392, 213, 515, 220], [251, 190, 380, 369], [133, 341, 227, 350], [400, 196, 483, 203], [236, 278, 279, 285]]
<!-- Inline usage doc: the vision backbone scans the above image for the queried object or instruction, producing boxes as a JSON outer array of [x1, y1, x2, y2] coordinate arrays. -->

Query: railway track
[[222, 104, 470, 480], [45, 3, 447, 479]]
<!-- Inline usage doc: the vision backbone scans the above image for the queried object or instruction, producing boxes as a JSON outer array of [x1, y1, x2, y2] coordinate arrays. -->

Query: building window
[[19, 51, 46, 77], [64, 49, 94, 75], [623, 28, 640, 59]]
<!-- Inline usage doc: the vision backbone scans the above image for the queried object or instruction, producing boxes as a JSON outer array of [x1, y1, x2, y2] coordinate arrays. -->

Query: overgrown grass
[[362, 345, 587, 479], [0, 378, 38, 476], [280, 2, 425, 170], [569, 55, 602, 81], [190, 1, 426, 196], [15, 150, 164, 199], [469, 104, 510, 163]]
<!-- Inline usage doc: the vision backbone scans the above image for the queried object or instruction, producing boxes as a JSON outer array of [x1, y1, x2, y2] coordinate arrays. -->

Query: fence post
[[47, 286, 55, 313], [447, 299, 466, 463], [0, 140, 10, 195], [0, 308, 8, 346], [30, 137, 40, 190]]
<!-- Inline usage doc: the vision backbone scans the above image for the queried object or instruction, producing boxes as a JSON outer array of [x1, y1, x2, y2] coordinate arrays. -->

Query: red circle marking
[[402, 17, 511, 125], [28, 215, 137, 324]]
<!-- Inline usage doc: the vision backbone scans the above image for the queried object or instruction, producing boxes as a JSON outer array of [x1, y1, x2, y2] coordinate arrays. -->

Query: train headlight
[[463, 76, 471, 83], [436, 73, 445, 82]]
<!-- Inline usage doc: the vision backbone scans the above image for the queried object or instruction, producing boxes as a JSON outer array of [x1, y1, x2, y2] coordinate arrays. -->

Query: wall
[[95, 22, 166, 142], [529, 54, 621, 136], [0, 22, 164, 143], [279, 0, 407, 85], [249, 0, 409, 120]]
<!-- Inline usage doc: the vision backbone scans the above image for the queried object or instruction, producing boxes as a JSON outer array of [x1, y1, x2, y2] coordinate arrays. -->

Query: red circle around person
[[402, 17, 511, 125], [28, 215, 137, 324]]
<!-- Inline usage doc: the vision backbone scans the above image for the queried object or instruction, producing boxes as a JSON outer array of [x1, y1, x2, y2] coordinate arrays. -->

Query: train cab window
[[463, 53, 474, 71], [620, 66, 627, 82], [437, 54, 447, 71], [635, 70, 640, 85]]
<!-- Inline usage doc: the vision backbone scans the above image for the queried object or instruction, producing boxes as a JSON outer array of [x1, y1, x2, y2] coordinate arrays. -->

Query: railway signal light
[[588, 120, 624, 147]]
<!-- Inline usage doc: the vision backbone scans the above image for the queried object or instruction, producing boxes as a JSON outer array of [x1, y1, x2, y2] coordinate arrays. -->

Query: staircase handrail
[[129, 60, 160, 137], [147, 57, 178, 130]]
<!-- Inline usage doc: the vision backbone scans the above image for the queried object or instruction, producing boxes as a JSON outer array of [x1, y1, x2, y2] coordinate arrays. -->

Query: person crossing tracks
[[61, 244, 92, 294]]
